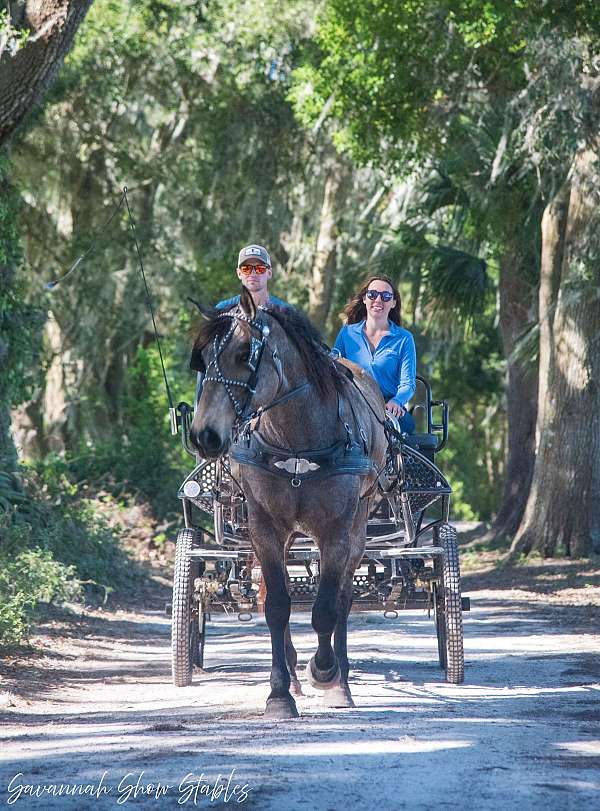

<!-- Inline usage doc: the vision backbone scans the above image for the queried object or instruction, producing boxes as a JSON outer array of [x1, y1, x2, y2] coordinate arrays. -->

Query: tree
[[293, 0, 600, 555], [0, 0, 93, 471], [0, 0, 93, 145], [12, 0, 401, 453], [509, 60, 600, 556]]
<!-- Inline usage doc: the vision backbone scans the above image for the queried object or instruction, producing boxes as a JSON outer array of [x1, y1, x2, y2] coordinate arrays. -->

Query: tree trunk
[[485, 245, 538, 540], [0, 1, 94, 146], [0, 156, 21, 472], [308, 158, 350, 332], [510, 149, 600, 558]]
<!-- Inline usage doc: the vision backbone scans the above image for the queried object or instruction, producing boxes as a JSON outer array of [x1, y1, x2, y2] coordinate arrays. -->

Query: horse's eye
[[236, 348, 250, 365]]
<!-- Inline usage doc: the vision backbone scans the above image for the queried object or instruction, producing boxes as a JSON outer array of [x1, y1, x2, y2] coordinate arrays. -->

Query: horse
[[189, 288, 387, 719]]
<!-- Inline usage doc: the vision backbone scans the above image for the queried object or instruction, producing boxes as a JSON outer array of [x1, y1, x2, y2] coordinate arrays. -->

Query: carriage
[[169, 374, 469, 690]]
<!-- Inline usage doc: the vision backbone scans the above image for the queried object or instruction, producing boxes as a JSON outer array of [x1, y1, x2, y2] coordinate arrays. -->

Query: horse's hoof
[[264, 695, 299, 720], [290, 677, 304, 697], [321, 683, 355, 708], [306, 656, 341, 691]]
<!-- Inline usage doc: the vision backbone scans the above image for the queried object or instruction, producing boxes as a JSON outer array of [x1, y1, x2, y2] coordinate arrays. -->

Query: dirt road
[[1, 582, 599, 810]]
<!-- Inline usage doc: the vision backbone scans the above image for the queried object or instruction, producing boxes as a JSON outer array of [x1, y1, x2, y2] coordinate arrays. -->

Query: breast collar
[[231, 388, 375, 488]]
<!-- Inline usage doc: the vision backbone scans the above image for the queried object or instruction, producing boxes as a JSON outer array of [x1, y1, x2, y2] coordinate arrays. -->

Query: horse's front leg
[[256, 545, 299, 720], [307, 542, 347, 690], [323, 505, 369, 708], [323, 574, 357, 708]]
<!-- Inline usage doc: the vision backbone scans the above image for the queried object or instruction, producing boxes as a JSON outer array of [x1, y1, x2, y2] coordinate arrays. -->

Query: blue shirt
[[216, 294, 289, 310], [334, 320, 416, 407]]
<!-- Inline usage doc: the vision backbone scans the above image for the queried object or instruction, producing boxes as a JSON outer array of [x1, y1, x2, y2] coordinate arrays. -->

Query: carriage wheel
[[434, 522, 464, 684], [171, 527, 202, 686]]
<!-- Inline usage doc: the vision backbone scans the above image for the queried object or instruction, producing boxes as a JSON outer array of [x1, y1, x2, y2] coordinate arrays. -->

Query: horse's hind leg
[[284, 624, 303, 696], [283, 536, 303, 696]]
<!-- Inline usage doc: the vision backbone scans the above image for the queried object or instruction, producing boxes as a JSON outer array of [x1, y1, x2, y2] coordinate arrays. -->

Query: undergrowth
[[0, 466, 141, 647]]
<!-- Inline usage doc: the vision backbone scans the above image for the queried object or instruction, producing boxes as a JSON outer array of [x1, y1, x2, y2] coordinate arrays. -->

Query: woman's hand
[[385, 401, 405, 418]]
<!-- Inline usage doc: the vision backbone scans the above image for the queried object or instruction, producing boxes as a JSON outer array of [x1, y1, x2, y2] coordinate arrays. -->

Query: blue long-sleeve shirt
[[334, 320, 416, 407], [216, 294, 289, 310]]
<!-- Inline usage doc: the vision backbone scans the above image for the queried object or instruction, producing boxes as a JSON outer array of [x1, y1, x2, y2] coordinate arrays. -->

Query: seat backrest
[[408, 375, 449, 453], [410, 376, 431, 434]]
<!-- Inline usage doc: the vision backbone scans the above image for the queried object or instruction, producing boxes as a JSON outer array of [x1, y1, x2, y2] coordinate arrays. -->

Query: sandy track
[[1, 591, 599, 810]]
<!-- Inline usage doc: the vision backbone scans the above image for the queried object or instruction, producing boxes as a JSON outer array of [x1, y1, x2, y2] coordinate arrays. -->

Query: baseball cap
[[237, 244, 271, 267]]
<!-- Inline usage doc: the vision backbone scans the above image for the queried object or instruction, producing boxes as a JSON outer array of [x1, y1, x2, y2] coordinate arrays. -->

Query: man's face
[[236, 257, 272, 294]]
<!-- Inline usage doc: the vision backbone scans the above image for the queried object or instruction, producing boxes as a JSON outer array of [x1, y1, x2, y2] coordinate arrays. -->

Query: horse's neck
[[258, 382, 340, 450]]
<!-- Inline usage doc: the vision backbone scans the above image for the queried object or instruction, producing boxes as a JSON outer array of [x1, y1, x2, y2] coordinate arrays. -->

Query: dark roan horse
[[190, 288, 387, 718]]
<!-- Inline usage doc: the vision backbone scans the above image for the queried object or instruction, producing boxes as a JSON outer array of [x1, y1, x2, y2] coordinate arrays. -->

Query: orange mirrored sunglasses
[[238, 264, 269, 275]]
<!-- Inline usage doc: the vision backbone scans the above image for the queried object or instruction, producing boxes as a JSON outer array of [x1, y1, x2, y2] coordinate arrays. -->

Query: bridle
[[201, 309, 271, 420], [197, 307, 309, 426]]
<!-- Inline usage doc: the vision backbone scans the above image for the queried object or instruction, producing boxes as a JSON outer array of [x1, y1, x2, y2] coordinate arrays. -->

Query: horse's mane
[[191, 300, 344, 399], [268, 305, 345, 399]]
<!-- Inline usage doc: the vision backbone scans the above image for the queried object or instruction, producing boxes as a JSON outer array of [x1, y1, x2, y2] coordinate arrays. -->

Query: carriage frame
[[169, 375, 468, 688]]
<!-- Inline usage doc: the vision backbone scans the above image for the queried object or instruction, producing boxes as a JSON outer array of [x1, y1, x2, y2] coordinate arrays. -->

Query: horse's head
[[189, 288, 283, 458]]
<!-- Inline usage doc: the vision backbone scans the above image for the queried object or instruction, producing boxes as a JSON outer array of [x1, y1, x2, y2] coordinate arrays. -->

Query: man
[[215, 244, 288, 311], [195, 244, 288, 408]]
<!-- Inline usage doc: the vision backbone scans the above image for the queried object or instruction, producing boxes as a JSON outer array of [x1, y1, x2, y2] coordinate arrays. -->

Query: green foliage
[[0, 155, 44, 413], [15, 0, 596, 532], [61, 340, 189, 519], [0, 9, 30, 57], [417, 304, 504, 520], [293, 0, 600, 169], [0, 546, 78, 646], [0, 463, 142, 647]]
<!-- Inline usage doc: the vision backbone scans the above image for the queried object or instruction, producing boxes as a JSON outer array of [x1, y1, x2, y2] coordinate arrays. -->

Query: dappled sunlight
[[555, 740, 600, 756], [244, 738, 472, 756], [555, 316, 589, 391], [2, 590, 600, 810]]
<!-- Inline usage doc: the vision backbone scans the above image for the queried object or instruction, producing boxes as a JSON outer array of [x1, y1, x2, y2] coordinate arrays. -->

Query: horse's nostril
[[192, 427, 223, 457]]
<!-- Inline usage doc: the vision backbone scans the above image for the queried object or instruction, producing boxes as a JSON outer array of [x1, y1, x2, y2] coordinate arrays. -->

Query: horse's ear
[[239, 286, 256, 320], [187, 296, 212, 321]]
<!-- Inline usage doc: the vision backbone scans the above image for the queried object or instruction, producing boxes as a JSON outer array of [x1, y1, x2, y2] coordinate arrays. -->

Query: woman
[[334, 275, 416, 434]]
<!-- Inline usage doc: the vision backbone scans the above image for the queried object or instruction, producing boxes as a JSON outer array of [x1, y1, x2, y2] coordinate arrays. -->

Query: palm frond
[[422, 244, 489, 320]]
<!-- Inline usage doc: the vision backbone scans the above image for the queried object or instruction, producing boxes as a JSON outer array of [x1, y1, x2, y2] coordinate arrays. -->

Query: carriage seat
[[402, 433, 439, 462]]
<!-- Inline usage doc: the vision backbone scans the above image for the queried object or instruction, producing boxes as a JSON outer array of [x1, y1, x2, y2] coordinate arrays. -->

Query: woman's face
[[363, 280, 396, 320]]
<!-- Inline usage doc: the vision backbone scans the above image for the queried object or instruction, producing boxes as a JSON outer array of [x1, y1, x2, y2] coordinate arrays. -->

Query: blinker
[[190, 346, 206, 373]]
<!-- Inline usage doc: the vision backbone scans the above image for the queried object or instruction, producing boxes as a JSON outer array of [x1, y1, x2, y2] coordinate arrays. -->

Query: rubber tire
[[171, 528, 201, 687], [434, 522, 464, 684]]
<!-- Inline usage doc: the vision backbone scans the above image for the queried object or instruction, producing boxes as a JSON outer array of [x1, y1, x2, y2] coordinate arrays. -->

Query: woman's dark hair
[[343, 274, 402, 325]]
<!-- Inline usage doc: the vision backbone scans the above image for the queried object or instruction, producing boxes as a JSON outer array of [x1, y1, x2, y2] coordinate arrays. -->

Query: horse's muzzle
[[190, 426, 228, 459]]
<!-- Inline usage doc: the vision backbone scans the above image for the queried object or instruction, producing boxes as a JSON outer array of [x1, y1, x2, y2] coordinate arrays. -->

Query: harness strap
[[247, 381, 311, 422], [231, 431, 375, 487]]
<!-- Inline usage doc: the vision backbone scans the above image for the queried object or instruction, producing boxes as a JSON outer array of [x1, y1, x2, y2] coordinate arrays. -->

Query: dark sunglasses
[[239, 264, 269, 275], [366, 289, 394, 302]]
